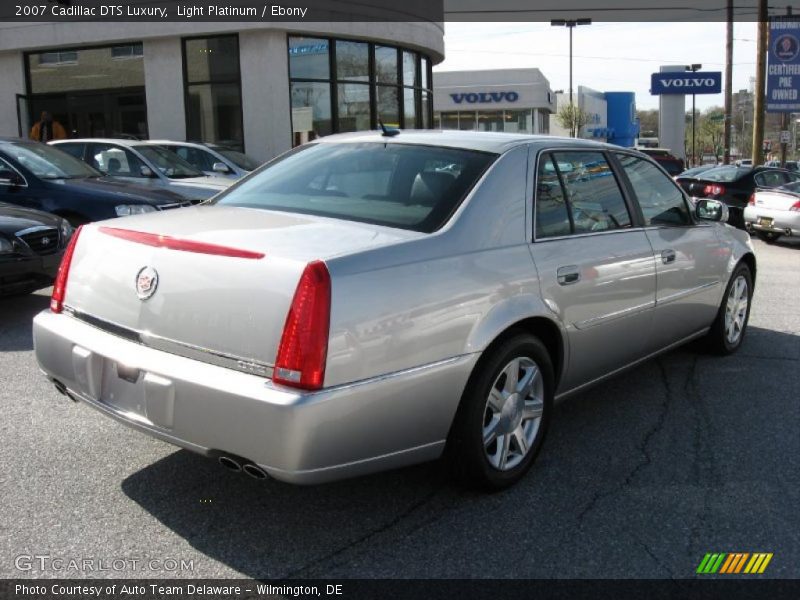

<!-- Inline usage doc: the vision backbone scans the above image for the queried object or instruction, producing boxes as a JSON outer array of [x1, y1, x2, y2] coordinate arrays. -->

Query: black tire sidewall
[[712, 264, 753, 354], [448, 334, 554, 490]]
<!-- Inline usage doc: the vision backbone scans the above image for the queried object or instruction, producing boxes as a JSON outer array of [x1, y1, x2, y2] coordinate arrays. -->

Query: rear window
[[213, 142, 496, 233], [702, 166, 750, 182]]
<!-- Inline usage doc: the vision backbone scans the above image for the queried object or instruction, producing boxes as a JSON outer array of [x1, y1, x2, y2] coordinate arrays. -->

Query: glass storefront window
[[504, 109, 532, 133], [403, 87, 417, 129], [376, 86, 400, 128], [338, 83, 371, 132], [458, 112, 476, 130], [375, 46, 398, 84], [478, 111, 504, 132], [185, 37, 240, 84], [288, 36, 432, 144], [336, 40, 369, 82], [440, 112, 459, 130], [185, 83, 243, 148], [183, 35, 243, 149], [289, 37, 330, 80], [291, 81, 332, 138], [28, 46, 144, 94], [402, 51, 418, 87]]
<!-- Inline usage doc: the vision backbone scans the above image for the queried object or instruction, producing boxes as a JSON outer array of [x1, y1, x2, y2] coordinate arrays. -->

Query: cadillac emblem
[[135, 266, 159, 300]]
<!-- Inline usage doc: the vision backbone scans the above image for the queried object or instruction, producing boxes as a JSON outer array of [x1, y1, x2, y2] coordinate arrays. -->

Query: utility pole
[[724, 0, 733, 164], [551, 18, 591, 137], [752, 0, 768, 165]]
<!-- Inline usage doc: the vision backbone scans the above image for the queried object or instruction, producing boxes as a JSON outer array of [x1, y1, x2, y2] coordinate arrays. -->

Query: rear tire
[[704, 263, 753, 355], [755, 231, 781, 244], [445, 333, 553, 490]]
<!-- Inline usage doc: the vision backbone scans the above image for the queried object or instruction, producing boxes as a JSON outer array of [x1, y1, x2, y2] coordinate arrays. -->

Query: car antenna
[[378, 120, 400, 137]]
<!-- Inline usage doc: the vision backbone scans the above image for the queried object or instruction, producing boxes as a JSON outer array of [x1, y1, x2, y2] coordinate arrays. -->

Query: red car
[[637, 148, 685, 177]]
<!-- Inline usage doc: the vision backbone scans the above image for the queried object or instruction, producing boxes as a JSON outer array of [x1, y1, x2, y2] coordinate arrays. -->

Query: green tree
[[636, 109, 659, 137], [556, 103, 590, 138]]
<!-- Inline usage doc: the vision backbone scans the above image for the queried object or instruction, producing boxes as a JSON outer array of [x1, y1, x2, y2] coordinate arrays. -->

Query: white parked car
[[147, 141, 260, 180], [744, 181, 800, 242], [50, 139, 232, 201]]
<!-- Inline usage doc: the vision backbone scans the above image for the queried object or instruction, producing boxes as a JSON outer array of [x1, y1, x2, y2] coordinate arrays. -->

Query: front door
[[615, 153, 726, 351]]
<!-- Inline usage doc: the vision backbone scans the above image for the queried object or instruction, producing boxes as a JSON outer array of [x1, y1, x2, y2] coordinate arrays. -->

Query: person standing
[[29, 111, 67, 142]]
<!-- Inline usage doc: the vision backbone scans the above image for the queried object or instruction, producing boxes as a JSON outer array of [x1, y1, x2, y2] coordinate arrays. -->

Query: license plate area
[[101, 360, 147, 417], [758, 216, 774, 228]]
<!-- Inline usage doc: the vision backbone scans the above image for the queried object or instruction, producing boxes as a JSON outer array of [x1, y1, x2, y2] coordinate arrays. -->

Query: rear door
[[614, 152, 726, 351], [529, 149, 657, 392]]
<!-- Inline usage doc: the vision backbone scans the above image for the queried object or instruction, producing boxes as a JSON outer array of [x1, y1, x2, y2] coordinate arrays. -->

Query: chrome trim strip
[[64, 307, 275, 378], [573, 300, 656, 330], [656, 281, 720, 306]]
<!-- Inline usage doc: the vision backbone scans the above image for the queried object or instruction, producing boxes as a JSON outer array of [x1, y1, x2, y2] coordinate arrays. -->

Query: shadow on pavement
[[121, 326, 799, 579], [0, 290, 50, 352]]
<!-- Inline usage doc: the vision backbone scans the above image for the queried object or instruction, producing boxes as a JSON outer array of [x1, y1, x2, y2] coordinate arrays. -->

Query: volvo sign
[[650, 72, 722, 95], [450, 91, 519, 104]]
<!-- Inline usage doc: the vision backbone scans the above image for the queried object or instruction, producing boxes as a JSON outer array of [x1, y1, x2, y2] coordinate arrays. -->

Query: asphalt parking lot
[[1, 237, 798, 580]]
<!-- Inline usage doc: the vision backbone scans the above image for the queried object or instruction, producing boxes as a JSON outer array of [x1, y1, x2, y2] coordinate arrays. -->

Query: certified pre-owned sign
[[650, 72, 722, 95]]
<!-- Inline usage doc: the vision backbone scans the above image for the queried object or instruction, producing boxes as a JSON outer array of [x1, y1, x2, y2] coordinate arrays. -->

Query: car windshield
[[779, 181, 800, 193], [678, 165, 714, 178], [134, 145, 203, 178], [699, 166, 750, 182], [5, 142, 101, 179], [213, 142, 496, 233], [213, 147, 260, 171]]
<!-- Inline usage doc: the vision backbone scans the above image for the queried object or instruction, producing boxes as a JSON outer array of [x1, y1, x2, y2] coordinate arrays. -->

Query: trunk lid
[[752, 189, 800, 211], [63, 205, 422, 367]]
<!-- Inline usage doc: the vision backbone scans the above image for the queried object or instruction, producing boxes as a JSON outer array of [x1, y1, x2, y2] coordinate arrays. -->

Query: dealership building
[[0, 18, 442, 161], [433, 68, 556, 134]]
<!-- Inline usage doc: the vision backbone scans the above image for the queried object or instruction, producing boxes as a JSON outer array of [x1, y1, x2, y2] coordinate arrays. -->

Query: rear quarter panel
[[324, 146, 558, 387]]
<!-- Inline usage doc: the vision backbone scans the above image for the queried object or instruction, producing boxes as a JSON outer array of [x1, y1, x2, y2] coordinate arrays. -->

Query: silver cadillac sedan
[[33, 132, 756, 489]]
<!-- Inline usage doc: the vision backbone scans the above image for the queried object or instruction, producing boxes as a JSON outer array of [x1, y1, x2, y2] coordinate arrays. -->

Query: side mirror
[[212, 162, 231, 174], [695, 198, 729, 223], [140, 166, 154, 177]]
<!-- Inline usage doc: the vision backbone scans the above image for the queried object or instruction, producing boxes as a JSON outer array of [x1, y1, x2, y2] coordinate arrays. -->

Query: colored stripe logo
[[696, 552, 773, 574]]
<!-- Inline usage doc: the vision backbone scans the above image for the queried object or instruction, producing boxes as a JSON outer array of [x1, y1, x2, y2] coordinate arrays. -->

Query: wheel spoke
[[513, 426, 529, 456], [487, 387, 505, 413], [483, 417, 500, 447], [498, 433, 511, 469], [517, 365, 538, 397], [522, 398, 544, 421], [502, 360, 520, 394]]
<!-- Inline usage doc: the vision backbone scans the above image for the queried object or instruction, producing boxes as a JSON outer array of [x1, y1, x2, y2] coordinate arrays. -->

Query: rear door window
[[754, 170, 789, 187], [90, 144, 147, 177], [550, 151, 632, 233], [617, 154, 691, 226], [535, 154, 572, 238], [56, 143, 85, 161]]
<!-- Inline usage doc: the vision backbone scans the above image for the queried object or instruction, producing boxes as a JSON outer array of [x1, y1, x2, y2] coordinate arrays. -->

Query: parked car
[[676, 164, 717, 181], [744, 180, 800, 242], [764, 160, 799, 172], [148, 141, 260, 179], [636, 147, 685, 176], [0, 202, 71, 296], [50, 139, 232, 201], [675, 164, 800, 227], [0, 138, 202, 226], [33, 132, 755, 489], [735, 159, 753, 167]]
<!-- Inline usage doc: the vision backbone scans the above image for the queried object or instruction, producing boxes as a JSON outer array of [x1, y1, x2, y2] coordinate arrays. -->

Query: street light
[[551, 18, 592, 137], [686, 63, 702, 166]]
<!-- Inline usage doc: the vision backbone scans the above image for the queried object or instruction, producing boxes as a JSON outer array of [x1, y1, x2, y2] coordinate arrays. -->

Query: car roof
[[316, 130, 625, 154], [50, 138, 145, 147]]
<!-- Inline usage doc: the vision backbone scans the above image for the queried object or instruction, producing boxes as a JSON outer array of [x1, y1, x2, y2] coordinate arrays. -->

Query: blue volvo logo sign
[[450, 91, 520, 104], [650, 72, 722, 95]]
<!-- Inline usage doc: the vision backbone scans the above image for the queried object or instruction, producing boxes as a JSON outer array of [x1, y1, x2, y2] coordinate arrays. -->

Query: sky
[[435, 21, 760, 112]]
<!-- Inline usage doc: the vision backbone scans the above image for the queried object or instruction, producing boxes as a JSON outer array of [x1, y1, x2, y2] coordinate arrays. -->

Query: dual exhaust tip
[[218, 455, 268, 480]]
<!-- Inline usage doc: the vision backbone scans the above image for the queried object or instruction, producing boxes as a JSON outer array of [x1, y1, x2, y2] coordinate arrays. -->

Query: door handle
[[557, 265, 581, 285], [661, 249, 676, 264]]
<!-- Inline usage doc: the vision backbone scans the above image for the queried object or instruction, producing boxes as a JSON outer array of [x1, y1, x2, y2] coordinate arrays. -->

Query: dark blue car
[[0, 138, 197, 226]]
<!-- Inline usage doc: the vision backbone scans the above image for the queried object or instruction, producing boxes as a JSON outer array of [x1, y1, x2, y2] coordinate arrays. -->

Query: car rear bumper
[[743, 206, 800, 236], [33, 310, 477, 484]]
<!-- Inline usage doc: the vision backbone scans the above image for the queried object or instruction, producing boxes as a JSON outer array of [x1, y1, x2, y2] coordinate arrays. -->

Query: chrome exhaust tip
[[218, 456, 243, 473], [242, 463, 268, 480]]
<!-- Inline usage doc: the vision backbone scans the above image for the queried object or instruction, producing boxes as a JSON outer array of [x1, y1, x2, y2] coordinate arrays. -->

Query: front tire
[[445, 334, 553, 490], [705, 263, 753, 355]]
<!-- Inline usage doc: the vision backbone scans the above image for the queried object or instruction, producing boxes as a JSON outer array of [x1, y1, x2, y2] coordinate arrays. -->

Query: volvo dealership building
[[0, 18, 442, 161]]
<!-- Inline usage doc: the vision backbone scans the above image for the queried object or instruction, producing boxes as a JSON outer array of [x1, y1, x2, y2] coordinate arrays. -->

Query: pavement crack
[[279, 485, 443, 578]]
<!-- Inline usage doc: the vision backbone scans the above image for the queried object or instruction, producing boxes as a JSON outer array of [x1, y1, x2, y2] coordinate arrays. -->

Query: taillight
[[703, 184, 725, 196], [748, 193, 756, 206], [50, 225, 83, 313], [791, 200, 800, 212], [273, 261, 331, 390]]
